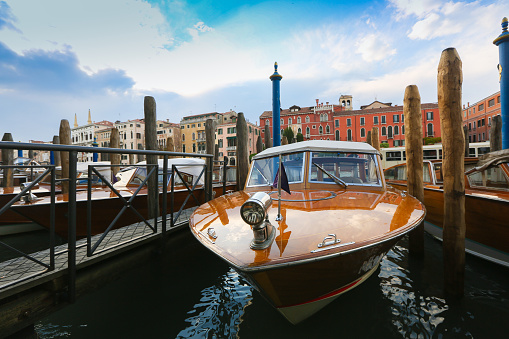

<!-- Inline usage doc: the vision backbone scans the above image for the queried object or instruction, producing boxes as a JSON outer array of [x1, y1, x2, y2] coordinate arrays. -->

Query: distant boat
[[10, 158, 235, 239], [189, 140, 425, 324], [384, 150, 509, 268]]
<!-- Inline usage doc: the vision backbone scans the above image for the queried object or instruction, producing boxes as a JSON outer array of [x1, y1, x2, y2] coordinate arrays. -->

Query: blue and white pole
[[270, 62, 283, 147], [494, 17, 509, 149], [92, 137, 99, 162]]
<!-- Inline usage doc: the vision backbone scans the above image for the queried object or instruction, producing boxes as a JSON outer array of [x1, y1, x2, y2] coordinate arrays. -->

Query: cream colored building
[[71, 110, 113, 162]]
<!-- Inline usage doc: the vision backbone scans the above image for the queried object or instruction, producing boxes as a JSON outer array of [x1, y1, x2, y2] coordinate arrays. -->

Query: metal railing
[[0, 141, 230, 301]]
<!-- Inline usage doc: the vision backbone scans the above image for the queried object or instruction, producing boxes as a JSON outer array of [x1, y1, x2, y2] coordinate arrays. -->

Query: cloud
[[355, 33, 397, 62], [0, 42, 135, 94], [388, 0, 442, 19], [0, 1, 20, 32]]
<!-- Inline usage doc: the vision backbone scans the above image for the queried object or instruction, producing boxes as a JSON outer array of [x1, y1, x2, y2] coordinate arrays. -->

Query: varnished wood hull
[[389, 182, 509, 267], [242, 237, 400, 324], [11, 185, 235, 239]]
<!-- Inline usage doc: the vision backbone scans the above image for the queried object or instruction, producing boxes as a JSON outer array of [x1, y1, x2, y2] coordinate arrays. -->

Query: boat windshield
[[247, 152, 305, 187], [309, 152, 380, 185]]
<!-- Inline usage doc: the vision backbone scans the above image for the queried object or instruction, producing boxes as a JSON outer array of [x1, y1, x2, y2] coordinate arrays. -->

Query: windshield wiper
[[312, 162, 348, 188]]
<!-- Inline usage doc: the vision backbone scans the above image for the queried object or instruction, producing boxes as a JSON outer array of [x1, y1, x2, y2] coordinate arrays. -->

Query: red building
[[260, 96, 442, 147], [462, 91, 501, 143]]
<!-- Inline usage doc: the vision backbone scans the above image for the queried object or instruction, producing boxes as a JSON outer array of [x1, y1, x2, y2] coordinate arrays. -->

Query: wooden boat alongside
[[189, 140, 425, 324], [9, 158, 235, 239], [383, 149, 509, 268]]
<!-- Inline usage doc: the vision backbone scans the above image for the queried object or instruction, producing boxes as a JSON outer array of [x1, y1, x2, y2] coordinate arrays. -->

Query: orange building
[[462, 91, 501, 143], [260, 96, 442, 147]]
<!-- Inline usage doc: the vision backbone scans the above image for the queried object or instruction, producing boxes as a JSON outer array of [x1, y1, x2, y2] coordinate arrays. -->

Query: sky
[[0, 0, 507, 142]]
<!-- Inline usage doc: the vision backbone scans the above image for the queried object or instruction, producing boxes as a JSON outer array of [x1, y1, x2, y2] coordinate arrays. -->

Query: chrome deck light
[[240, 192, 276, 250]]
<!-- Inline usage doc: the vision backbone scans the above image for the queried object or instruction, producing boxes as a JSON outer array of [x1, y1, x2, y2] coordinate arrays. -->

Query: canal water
[[2, 226, 508, 338]]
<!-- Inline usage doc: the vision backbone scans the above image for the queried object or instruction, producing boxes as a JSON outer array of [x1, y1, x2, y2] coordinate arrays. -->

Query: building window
[[347, 118, 352, 127], [335, 120, 339, 127], [319, 126, 323, 134], [182, 134, 185, 141], [402, 125, 405, 134], [265, 119, 270, 126], [281, 118, 284, 126], [373, 116, 379, 125], [426, 112, 433, 121], [488, 98, 495, 107], [297, 117, 301, 124], [360, 128, 365, 138], [479, 103, 484, 111], [218, 128, 223, 135], [298, 127, 302, 134], [381, 126, 386, 136], [288, 117, 292, 125], [182, 144, 186, 152], [193, 144, 196, 152], [347, 129, 352, 141], [497, 96, 501, 103], [388, 126, 393, 138], [469, 123, 472, 131], [306, 116, 310, 123], [312, 125, 316, 129], [192, 133, 195, 140], [360, 117, 365, 126], [306, 127, 310, 136], [393, 115, 399, 123], [427, 123, 433, 137], [401, 114, 404, 123], [326, 125, 330, 134], [381, 115, 386, 124], [218, 139, 223, 148], [335, 130, 340, 141], [394, 125, 399, 135]]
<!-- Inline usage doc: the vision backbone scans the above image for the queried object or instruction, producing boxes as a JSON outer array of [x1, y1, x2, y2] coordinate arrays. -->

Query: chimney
[[316, 99, 319, 105]]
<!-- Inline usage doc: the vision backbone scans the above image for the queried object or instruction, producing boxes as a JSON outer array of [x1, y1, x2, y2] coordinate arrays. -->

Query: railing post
[[162, 155, 168, 234], [68, 150, 78, 302], [222, 156, 227, 195]]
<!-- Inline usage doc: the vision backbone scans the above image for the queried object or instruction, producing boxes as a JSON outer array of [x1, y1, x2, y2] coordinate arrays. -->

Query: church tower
[[339, 95, 353, 111]]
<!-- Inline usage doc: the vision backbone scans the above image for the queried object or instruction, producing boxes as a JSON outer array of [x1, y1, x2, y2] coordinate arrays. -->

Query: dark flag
[[272, 163, 291, 194]]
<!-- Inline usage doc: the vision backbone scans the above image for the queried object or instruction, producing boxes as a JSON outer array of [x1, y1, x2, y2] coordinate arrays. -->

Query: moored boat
[[10, 158, 235, 239], [189, 140, 425, 323], [384, 149, 509, 268]]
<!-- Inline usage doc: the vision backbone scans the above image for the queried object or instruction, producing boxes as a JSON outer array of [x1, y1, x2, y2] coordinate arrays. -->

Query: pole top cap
[[494, 17, 509, 45], [270, 62, 283, 81]]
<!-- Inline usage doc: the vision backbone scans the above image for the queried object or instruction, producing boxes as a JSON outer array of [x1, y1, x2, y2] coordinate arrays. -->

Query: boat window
[[309, 152, 380, 185], [423, 150, 438, 160], [468, 166, 509, 189], [433, 163, 443, 184], [247, 152, 305, 187], [386, 151, 402, 161]]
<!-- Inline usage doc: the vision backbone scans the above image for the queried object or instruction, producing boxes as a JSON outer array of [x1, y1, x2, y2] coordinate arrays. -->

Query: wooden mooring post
[[463, 125, 469, 157], [490, 115, 502, 152], [438, 47, 465, 297], [256, 135, 263, 153], [144, 96, 159, 219], [370, 127, 380, 152], [1, 133, 14, 187], [404, 85, 424, 257], [236, 113, 249, 191], [110, 128, 121, 176], [264, 124, 272, 149], [59, 119, 71, 195]]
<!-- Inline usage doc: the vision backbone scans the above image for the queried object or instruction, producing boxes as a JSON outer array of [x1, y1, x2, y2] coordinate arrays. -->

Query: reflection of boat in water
[[189, 140, 425, 324], [384, 149, 509, 268], [10, 158, 235, 239]]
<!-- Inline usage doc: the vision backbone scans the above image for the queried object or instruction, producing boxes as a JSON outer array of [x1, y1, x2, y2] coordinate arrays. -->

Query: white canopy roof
[[253, 140, 379, 160]]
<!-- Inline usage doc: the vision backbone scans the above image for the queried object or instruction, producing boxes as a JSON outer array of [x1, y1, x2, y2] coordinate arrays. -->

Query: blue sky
[[0, 0, 507, 141]]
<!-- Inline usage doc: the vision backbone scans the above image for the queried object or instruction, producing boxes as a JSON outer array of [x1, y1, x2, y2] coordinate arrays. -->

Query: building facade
[[114, 119, 145, 164], [180, 112, 222, 154], [216, 121, 261, 165], [462, 91, 501, 143], [260, 96, 442, 148], [156, 120, 181, 152], [71, 110, 114, 162]]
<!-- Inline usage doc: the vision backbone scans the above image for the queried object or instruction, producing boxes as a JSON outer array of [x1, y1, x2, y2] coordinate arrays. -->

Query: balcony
[[226, 146, 237, 151]]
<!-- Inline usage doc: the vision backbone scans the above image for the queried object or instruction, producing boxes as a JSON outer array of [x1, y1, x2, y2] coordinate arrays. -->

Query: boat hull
[[11, 184, 235, 239], [238, 236, 399, 324], [389, 182, 509, 267]]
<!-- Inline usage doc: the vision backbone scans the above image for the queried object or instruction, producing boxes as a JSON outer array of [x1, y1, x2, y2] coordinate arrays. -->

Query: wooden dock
[[0, 207, 197, 338]]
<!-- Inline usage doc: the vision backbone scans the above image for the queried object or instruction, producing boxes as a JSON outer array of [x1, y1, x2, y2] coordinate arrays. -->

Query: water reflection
[[379, 245, 448, 338], [177, 269, 252, 339]]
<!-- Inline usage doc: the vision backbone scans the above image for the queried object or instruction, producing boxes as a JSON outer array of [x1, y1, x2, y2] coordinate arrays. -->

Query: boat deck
[[0, 207, 197, 292]]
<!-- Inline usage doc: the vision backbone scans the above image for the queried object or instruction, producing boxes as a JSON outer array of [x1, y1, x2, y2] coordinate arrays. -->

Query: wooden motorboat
[[189, 140, 425, 324], [0, 162, 112, 227], [383, 149, 509, 268], [10, 158, 236, 239]]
